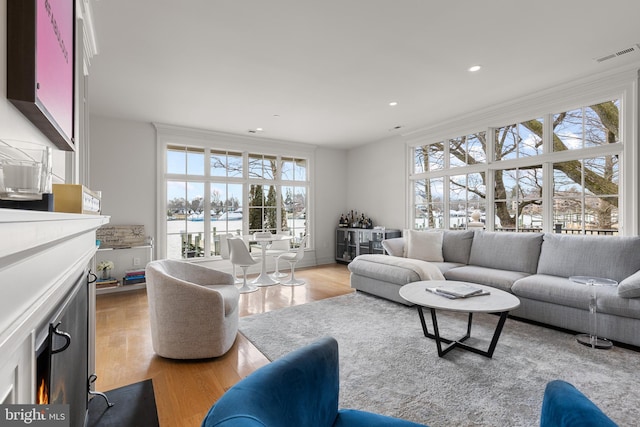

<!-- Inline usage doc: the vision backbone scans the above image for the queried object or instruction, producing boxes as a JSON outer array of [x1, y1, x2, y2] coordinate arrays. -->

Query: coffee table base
[[576, 333, 613, 349], [416, 306, 510, 358]]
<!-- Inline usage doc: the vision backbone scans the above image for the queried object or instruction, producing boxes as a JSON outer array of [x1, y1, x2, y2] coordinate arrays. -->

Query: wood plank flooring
[[94, 263, 353, 426]]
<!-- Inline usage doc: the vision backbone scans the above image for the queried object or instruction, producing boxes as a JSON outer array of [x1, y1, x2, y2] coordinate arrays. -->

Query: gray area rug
[[239, 292, 639, 427]]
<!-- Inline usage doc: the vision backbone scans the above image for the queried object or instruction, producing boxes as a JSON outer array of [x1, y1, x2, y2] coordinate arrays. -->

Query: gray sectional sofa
[[347, 230, 640, 347]]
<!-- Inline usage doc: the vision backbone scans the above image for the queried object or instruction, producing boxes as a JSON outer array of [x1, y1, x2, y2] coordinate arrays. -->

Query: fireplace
[[35, 269, 89, 427]]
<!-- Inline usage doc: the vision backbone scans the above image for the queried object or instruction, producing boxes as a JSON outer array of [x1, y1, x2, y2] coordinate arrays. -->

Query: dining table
[[247, 233, 292, 286]]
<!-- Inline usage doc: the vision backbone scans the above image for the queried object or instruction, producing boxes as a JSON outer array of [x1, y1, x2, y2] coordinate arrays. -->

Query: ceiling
[[88, 0, 640, 149]]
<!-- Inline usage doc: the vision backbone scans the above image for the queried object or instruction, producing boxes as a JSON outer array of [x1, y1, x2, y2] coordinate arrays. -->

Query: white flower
[[97, 260, 114, 271]]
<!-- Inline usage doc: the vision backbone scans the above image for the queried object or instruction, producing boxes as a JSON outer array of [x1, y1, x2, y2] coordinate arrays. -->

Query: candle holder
[[0, 143, 52, 201]]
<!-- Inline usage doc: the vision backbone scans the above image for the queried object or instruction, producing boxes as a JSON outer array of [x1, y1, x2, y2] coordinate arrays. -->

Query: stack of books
[[122, 269, 146, 286], [426, 282, 490, 299]]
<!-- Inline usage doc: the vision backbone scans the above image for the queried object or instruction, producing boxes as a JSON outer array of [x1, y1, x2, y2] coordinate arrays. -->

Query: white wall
[[314, 147, 349, 264], [89, 115, 349, 266], [89, 116, 157, 237], [346, 135, 407, 231]]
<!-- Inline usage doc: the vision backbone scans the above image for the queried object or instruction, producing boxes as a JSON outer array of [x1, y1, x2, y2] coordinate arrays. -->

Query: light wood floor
[[94, 263, 353, 426]]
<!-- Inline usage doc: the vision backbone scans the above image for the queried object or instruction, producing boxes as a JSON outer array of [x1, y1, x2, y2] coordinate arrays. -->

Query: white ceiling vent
[[595, 44, 640, 63]]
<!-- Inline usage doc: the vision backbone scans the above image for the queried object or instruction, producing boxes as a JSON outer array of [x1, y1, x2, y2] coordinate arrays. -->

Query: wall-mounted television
[[7, 0, 75, 151]]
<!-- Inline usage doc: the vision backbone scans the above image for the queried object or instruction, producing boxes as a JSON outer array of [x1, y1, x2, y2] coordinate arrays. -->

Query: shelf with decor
[[94, 224, 153, 294], [95, 245, 153, 294]]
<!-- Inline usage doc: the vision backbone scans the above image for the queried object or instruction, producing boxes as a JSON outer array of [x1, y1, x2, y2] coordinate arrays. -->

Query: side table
[[569, 276, 618, 349]]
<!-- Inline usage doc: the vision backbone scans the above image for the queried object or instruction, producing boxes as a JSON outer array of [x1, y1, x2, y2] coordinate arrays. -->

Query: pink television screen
[[7, 0, 75, 151], [36, 0, 74, 142]]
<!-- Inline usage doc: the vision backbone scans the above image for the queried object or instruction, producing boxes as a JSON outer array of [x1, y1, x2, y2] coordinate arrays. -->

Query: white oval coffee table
[[399, 280, 520, 358]]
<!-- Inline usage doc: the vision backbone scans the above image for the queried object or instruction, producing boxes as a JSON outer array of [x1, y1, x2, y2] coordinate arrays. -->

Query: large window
[[410, 99, 623, 235], [159, 132, 311, 260]]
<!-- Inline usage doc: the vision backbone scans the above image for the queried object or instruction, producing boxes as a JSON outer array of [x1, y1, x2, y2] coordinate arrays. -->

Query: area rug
[[87, 379, 159, 427], [239, 292, 639, 427]]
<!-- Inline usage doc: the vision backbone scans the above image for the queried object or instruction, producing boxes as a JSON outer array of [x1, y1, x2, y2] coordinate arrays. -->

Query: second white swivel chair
[[278, 235, 308, 286], [228, 237, 259, 293], [268, 234, 291, 280]]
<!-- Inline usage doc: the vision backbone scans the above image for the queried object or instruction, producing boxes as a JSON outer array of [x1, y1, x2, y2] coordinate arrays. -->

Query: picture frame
[[7, 0, 76, 151]]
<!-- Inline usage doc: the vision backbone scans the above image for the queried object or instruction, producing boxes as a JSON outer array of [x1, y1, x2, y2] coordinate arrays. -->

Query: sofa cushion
[[381, 237, 404, 257], [512, 274, 592, 310], [405, 230, 444, 262], [443, 265, 530, 292], [618, 270, 640, 299], [468, 231, 543, 274], [348, 255, 444, 285], [511, 274, 638, 318], [382, 230, 474, 264], [537, 234, 640, 283], [442, 230, 475, 264]]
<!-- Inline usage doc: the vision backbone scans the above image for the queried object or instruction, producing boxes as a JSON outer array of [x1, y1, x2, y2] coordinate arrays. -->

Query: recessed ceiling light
[[468, 65, 482, 72], [256, 127, 264, 132], [389, 101, 398, 107]]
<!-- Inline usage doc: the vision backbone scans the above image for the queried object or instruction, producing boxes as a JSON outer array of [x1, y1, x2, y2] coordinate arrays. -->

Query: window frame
[[407, 73, 636, 235], [155, 125, 314, 260]]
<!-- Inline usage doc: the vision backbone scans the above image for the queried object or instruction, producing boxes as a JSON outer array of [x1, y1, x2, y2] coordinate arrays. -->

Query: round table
[[247, 234, 292, 286], [399, 280, 520, 358], [569, 276, 618, 349]]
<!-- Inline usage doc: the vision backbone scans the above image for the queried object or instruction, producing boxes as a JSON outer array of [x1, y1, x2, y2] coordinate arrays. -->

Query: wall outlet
[[133, 257, 141, 266]]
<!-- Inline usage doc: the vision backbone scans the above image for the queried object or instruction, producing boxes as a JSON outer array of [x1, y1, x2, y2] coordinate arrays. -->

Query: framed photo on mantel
[[7, 0, 76, 151]]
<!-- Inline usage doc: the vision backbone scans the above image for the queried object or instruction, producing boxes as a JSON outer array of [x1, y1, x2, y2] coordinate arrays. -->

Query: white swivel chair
[[145, 259, 239, 359], [268, 235, 291, 280], [278, 235, 308, 286], [219, 233, 242, 284], [228, 237, 260, 293]]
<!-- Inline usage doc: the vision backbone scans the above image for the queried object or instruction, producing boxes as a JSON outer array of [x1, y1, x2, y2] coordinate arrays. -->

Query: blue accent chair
[[202, 336, 427, 426], [540, 380, 617, 427]]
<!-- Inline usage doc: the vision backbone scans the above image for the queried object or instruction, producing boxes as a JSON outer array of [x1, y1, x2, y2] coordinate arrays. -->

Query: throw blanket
[[354, 254, 445, 281]]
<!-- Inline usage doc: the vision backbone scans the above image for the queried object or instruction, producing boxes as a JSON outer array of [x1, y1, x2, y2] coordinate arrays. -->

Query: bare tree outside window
[[412, 100, 620, 234]]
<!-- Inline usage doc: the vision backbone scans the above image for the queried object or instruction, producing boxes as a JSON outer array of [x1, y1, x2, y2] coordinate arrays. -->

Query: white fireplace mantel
[[0, 209, 108, 404]]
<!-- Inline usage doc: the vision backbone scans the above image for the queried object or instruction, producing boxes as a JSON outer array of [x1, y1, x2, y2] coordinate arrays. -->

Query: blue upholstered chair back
[[202, 336, 428, 427], [540, 380, 617, 427], [203, 336, 340, 427]]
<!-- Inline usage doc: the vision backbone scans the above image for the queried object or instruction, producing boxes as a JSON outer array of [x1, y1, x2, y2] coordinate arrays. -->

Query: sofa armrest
[[618, 269, 640, 298], [381, 237, 405, 257], [540, 380, 616, 427]]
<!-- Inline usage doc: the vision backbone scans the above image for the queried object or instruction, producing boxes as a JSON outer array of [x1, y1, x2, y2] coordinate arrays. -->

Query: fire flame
[[37, 378, 48, 404]]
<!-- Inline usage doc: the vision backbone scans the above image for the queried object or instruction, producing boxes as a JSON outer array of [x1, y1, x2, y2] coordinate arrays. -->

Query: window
[[414, 177, 444, 229], [451, 132, 487, 167], [494, 166, 543, 231], [451, 172, 486, 229], [166, 146, 206, 258], [553, 156, 619, 234], [158, 130, 312, 260], [410, 98, 622, 235], [553, 100, 620, 151], [495, 119, 543, 161]]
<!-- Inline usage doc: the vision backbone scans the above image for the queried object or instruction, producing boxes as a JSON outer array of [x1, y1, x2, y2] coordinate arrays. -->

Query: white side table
[[569, 276, 618, 349]]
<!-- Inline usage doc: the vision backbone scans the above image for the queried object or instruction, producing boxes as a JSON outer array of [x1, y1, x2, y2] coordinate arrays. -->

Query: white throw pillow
[[406, 230, 444, 262]]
